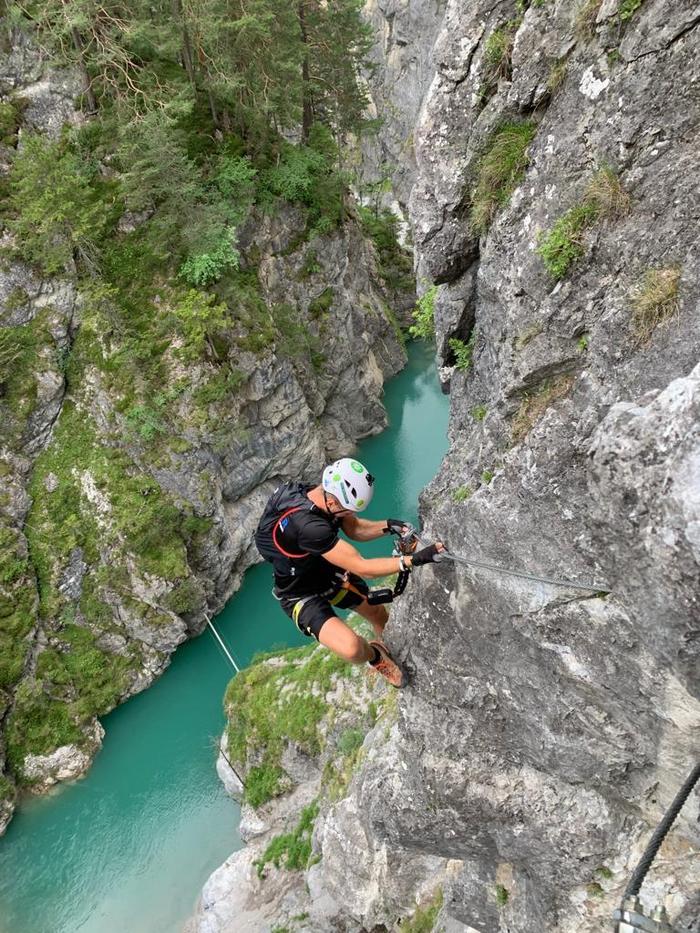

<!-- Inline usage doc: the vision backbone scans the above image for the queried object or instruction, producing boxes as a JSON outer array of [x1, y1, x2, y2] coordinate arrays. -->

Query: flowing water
[[0, 340, 449, 933]]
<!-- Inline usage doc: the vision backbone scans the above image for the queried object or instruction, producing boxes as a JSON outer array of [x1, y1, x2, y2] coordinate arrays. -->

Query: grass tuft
[[254, 801, 319, 878], [471, 122, 537, 234], [511, 375, 574, 443], [398, 888, 444, 933], [576, 0, 603, 38], [495, 884, 510, 906], [547, 58, 568, 95], [537, 168, 629, 279], [481, 20, 520, 98], [585, 166, 631, 220], [619, 0, 644, 21], [536, 202, 598, 279], [630, 267, 681, 343]]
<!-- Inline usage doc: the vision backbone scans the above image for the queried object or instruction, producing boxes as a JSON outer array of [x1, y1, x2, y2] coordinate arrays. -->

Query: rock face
[[21, 720, 105, 792], [0, 33, 408, 828], [360, 0, 447, 210], [197, 1, 700, 930], [334, 0, 700, 929]]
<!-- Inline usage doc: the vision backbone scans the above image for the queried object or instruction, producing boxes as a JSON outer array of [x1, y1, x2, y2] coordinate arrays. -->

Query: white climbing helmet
[[322, 458, 375, 512]]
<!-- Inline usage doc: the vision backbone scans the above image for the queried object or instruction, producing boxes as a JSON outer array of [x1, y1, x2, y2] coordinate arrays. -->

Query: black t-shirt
[[273, 506, 341, 597]]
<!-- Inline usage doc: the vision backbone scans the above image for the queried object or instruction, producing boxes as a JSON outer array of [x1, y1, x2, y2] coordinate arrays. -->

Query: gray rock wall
[[334, 0, 700, 929], [195, 2, 699, 930], [361, 0, 447, 210]]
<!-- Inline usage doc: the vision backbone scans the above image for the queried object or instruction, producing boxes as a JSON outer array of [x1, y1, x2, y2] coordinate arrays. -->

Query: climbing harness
[[406, 525, 610, 594], [613, 762, 700, 933]]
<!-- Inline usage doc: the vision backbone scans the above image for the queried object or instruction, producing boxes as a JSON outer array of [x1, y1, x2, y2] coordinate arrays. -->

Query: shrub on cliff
[[410, 283, 438, 339], [357, 205, 414, 295]]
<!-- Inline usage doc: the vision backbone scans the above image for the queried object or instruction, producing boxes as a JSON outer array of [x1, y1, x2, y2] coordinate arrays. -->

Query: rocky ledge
[[188, 628, 455, 933]]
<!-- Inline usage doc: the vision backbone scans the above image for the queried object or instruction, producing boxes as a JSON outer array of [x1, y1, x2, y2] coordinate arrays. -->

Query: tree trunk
[[336, 131, 346, 225], [70, 27, 98, 113], [171, 0, 197, 86], [207, 89, 220, 129], [298, 2, 313, 143]]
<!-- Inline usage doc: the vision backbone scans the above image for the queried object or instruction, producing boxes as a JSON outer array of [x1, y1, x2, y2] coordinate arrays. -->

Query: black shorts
[[274, 573, 369, 640]]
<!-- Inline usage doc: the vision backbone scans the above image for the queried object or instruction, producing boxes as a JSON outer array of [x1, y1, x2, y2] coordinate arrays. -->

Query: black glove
[[384, 518, 409, 535], [411, 544, 444, 566]]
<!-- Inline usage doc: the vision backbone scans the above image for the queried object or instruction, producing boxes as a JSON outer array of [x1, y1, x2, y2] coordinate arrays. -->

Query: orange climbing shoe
[[368, 641, 406, 689]]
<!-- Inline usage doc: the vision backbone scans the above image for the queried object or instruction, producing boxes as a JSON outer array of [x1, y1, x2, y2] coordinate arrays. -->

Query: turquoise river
[[0, 340, 450, 933]]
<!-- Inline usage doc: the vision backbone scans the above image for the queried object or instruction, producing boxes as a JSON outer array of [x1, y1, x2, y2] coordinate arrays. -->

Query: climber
[[254, 458, 444, 688]]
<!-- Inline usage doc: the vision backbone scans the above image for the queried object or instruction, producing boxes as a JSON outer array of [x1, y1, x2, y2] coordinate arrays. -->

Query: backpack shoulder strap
[[272, 507, 309, 559]]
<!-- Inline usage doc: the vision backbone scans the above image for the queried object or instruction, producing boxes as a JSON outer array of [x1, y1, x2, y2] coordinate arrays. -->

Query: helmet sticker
[[356, 499, 365, 508], [350, 461, 364, 473]]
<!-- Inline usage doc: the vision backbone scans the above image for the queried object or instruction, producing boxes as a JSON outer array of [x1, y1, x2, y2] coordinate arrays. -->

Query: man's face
[[326, 494, 352, 517]]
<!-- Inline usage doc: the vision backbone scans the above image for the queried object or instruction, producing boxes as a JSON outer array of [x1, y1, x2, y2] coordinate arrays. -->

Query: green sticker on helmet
[[333, 473, 341, 481], [356, 499, 365, 508], [350, 461, 364, 473]]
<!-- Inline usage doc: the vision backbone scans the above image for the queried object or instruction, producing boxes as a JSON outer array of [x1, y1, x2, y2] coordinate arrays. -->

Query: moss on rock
[[225, 644, 353, 807]]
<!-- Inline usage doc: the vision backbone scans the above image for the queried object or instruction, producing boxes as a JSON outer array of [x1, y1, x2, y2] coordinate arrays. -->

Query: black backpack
[[254, 482, 321, 577]]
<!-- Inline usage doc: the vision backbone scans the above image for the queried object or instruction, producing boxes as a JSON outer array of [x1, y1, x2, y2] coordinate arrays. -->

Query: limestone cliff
[[0, 32, 408, 831], [324, 0, 700, 928], [196, 1, 700, 931]]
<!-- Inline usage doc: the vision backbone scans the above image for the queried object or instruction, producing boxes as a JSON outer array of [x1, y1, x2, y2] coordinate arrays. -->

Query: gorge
[[1, 0, 699, 931]]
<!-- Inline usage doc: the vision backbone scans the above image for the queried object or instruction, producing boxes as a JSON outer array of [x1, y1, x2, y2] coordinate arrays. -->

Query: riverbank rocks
[[21, 720, 105, 793]]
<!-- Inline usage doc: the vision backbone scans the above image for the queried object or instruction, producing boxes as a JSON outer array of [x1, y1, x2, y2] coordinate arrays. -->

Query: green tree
[[117, 110, 210, 259], [302, 0, 373, 141], [180, 0, 302, 137], [8, 134, 110, 274], [168, 289, 230, 360], [11, 0, 180, 116]]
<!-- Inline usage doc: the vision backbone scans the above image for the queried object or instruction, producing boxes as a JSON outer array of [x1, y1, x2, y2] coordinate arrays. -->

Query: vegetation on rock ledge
[[471, 121, 536, 235]]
